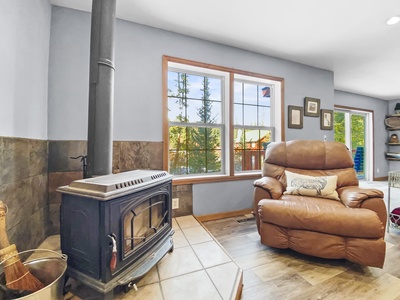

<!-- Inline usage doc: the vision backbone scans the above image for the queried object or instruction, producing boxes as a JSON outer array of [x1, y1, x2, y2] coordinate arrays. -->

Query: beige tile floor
[[36, 215, 241, 300]]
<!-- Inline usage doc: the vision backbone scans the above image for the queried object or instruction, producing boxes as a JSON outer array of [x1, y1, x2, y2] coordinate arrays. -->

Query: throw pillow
[[284, 171, 339, 200]]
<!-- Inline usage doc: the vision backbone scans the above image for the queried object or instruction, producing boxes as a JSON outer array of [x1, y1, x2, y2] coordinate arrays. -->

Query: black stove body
[[58, 170, 174, 299]]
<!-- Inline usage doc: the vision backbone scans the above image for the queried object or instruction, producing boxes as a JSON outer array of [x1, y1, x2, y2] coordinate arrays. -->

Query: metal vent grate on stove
[[57, 170, 173, 200], [151, 172, 168, 180], [114, 178, 144, 190], [112, 170, 169, 189]]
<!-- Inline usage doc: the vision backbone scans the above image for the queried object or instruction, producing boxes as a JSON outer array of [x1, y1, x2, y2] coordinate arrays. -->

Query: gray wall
[[48, 6, 335, 142], [334, 90, 389, 179], [0, 0, 51, 251], [47, 6, 391, 216], [193, 180, 255, 216], [48, 7, 336, 215], [0, 0, 51, 139]]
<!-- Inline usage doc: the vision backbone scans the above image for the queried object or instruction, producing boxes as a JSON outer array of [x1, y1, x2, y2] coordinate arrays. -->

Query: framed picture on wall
[[304, 97, 320, 117], [320, 109, 333, 130], [288, 105, 303, 129]]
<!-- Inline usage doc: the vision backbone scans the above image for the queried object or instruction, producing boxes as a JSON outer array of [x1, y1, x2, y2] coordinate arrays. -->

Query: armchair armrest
[[338, 186, 387, 232], [253, 177, 284, 234], [337, 186, 384, 208], [253, 177, 284, 200]]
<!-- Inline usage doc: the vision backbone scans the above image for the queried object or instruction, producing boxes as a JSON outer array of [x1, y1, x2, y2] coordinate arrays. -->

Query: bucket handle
[[0, 248, 67, 265]]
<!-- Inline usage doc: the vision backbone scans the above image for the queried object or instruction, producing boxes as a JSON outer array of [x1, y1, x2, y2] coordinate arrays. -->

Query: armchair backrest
[[263, 140, 359, 188]]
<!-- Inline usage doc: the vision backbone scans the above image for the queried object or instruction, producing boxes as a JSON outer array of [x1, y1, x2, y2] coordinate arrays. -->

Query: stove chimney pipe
[[86, 0, 116, 177]]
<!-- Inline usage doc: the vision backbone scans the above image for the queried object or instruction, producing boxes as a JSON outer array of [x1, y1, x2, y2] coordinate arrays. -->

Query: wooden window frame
[[162, 55, 285, 184]]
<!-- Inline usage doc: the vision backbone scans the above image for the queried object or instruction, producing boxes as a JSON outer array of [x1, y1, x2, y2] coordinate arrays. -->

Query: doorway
[[334, 106, 373, 180]]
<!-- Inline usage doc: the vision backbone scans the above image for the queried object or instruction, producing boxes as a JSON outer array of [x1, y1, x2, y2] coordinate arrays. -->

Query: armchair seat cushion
[[258, 196, 384, 239]]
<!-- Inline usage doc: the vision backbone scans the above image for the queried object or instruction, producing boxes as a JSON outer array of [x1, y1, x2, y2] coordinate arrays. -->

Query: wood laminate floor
[[202, 181, 400, 300]]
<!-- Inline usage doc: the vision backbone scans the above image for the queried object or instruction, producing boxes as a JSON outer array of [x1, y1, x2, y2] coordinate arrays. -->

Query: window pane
[[169, 126, 188, 151], [334, 112, 345, 143], [186, 99, 202, 123], [244, 105, 257, 126], [210, 101, 221, 124], [206, 149, 221, 173], [169, 150, 188, 175], [186, 75, 222, 102], [186, 74, 203, 99], [234, 128, 245, 149], [234, 104, 243, 125], [187, 149, 222, 174], [168, 71, 189, 98], [234, 149, 243, 171], [234, 128, 271, 171], [186, 99, 221, 124], [242, 149, 263, 171], [168, 97, 186, 122], [258, 106, 271, 126], [207, 127, 221, 150], [188, 150, 205, 173], [188, 127, 221, 150], [259, 130, 272, 150], [167, 71, 180, 97], [244, 129, 259, 150], [259, 86, 271, 106], [169, 125, 222, 175], [187, 126, 204, 150], [234, 82, 243, 104], [208, 77, 222, 101], [244, 84, 257, 105]]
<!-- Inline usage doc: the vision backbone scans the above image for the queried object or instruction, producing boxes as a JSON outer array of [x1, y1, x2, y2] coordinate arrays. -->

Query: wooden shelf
[[385, 115, 400, 129], [385, 152, 400, 161], [385, 117, 400, 160]]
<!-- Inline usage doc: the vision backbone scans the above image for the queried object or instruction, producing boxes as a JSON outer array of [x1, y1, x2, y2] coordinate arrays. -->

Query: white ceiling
[[50, 0, 400, 100]]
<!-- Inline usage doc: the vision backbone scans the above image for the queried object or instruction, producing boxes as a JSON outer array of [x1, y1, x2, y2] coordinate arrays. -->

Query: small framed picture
[[320, 109, 333, 130], [304, 97, 321, 117], [288, 105, 303, 129]]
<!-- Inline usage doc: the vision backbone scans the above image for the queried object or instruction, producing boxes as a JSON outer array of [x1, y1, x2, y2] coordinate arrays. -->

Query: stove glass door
[[123, 194, 167, 256]]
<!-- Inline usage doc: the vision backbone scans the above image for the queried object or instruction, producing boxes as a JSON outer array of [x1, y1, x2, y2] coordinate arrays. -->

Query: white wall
[[0, 0, 51, 139], [334, 90, 389, 178]]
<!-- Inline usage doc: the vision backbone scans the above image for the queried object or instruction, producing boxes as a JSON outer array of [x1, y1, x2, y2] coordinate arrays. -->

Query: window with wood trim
[[163, 56, 283, 179]]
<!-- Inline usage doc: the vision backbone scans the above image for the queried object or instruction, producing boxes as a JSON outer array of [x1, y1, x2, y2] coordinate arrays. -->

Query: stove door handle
[[109, 234, 117, 272]]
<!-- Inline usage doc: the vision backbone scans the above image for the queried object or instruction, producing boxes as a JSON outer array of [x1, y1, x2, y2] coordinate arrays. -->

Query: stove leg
[[102, 290, 114, 300]]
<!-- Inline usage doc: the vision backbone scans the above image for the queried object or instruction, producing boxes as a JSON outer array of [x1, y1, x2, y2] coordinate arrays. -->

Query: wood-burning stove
[[57, 170, 174, 299]]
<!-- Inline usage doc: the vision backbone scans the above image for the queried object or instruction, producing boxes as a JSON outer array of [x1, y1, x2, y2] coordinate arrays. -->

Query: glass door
[[334, 108, 372, 180]]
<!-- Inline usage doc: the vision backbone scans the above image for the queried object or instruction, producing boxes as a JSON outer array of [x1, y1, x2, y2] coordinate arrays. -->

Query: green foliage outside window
[[334, 111, 365, 179], [334, 112, 365, 150], [168, 72, 221, 175]]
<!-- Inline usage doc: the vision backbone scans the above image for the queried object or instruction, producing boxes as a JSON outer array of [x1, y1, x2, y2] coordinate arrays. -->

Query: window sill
[[172, 172, 262, 185]]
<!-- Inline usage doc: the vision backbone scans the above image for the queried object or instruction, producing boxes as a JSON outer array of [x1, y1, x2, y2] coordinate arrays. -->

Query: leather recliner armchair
[[253, 140, 387, 268]]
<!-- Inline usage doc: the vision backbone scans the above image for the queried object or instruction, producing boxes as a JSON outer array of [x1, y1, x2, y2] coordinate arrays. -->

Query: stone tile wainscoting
[[0, 137, 194, 252], [0, 137, 48, 251], [48, 140, 193, 234]]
